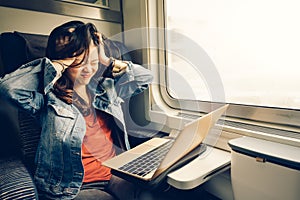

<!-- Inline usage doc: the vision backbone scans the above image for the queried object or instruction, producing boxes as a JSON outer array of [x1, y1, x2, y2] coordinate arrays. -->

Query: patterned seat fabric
[[0, 158, 38, 200]]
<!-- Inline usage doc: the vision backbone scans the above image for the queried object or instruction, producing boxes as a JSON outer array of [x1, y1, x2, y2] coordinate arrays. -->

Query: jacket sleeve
[[114, 62, 153, 100], [0, 58, 60, 115]]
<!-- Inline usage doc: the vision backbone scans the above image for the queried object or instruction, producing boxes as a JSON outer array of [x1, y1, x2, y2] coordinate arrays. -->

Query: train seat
[[0, 31, 47, 200]]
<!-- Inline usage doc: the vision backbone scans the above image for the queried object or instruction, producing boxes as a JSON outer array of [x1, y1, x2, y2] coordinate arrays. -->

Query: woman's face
[[67, 44, 99, 86]]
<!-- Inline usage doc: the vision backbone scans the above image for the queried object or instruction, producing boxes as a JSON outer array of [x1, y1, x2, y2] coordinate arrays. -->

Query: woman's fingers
[[95, 32, 104, 45], [94, 32, 110, 65], [52, 57, 76, 70]]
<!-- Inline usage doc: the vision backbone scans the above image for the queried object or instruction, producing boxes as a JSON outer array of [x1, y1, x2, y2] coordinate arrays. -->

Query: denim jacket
[[0, 57, 153, 199]]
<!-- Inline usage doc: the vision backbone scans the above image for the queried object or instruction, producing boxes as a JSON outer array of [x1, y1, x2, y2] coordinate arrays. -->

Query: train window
[[160, 0, 300, 129]]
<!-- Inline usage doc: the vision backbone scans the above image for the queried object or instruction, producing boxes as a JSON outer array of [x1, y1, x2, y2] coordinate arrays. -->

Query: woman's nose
[[82, 63, 93, 72]]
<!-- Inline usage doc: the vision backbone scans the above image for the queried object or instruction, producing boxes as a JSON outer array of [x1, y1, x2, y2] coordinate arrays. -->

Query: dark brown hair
[[46, 21, 100, 115]]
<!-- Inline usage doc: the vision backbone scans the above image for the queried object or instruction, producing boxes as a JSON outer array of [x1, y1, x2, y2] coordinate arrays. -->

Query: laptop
[[103, 104, 229, 181]]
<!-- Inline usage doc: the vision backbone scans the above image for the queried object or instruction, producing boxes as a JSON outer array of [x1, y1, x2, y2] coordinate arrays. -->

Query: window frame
[[0, 0, 121, 22], [148, 0, 300, 131]]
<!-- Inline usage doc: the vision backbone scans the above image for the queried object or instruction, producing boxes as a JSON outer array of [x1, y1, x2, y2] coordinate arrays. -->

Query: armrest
[[167, 146, 231, 190], [0, 157, 38, 199]]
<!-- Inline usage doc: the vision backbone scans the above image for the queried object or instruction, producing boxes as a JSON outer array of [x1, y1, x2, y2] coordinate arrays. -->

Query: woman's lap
[[75, 175, 154, 200], [75, 188, 116, 200]]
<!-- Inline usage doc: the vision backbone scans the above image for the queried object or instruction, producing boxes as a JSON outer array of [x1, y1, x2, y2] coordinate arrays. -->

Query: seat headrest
[[0, 31, 48, 75]]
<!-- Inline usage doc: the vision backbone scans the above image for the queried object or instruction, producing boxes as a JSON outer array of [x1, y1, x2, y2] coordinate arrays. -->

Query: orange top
[[81, 111, 116, 183]]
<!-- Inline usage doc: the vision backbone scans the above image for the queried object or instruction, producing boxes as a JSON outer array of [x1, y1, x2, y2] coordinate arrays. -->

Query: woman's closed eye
[[90, 60, 99, 67]]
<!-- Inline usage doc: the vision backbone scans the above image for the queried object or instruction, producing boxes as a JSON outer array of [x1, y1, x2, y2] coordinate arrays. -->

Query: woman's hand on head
[[94, 32, 128, 77], [94, 32, 110, 66], [52, 57, 76, 73]]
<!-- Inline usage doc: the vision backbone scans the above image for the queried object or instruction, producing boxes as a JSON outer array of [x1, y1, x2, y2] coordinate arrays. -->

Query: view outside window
[[165, 0, 300, 109]]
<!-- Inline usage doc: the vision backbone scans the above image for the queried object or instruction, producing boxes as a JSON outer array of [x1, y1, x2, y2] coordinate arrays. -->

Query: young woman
[[0, 21, 153, 199]]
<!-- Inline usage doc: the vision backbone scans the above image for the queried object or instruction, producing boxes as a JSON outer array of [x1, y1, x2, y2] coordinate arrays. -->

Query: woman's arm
[[99, 51, 153, 99], [114, 62, 153, 99], [95, 32, 153, 99], [0, 58, 66, 115]]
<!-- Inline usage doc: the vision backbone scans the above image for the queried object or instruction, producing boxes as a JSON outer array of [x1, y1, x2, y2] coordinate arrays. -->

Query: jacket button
[[63, 188, 79, 195], [72, 151, 80, 155]]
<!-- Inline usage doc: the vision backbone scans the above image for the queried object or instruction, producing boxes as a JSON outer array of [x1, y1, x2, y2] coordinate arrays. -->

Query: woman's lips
[[81, 73, 92, 79]]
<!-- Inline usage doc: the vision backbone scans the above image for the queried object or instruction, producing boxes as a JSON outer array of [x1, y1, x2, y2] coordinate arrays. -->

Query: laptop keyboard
[[118, 139, 175, 177]]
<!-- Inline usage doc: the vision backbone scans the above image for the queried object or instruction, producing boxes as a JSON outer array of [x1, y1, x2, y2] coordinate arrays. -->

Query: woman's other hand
[[95, 32, 110, 66], [94, 32, 128, 77], [52, 58, 76, 73]]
